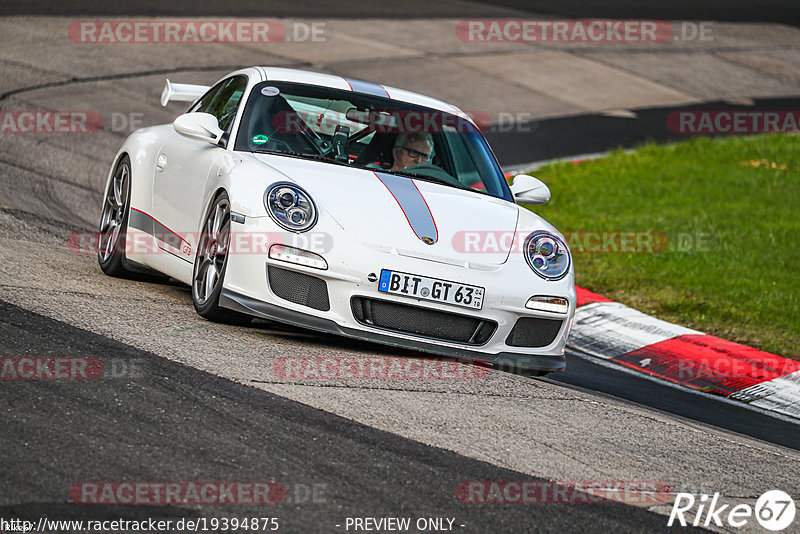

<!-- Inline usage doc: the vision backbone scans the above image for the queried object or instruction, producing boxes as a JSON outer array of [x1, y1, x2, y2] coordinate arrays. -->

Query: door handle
[[156, 153, 168, 172]]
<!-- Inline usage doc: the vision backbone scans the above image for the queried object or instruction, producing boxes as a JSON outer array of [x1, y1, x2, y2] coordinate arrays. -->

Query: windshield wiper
[[251, 150, 354, 168], [385, 169, 469, 190], [251, 148, 302, 157]]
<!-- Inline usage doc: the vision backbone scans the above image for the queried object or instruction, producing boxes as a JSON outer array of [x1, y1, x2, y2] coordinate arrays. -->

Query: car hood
[[250, 153, 525, 266]]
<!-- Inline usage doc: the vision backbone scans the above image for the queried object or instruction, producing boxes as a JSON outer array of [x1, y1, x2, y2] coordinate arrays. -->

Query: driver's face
[[392, 139, 432, 171]]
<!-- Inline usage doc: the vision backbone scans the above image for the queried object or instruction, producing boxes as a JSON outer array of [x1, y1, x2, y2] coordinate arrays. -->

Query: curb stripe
[[373, 171, 438, 244], [612, 334, 800, 394], [569, 302, 700, 359], [734, 371, 800, 418], [575, 286, 613, 307], [570, 285, 800, 419]]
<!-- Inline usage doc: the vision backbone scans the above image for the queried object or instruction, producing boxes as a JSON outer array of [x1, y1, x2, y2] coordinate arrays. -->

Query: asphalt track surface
[[552, 354, 800, 451], [2, 3, 800, 533], [0, 299, 705, 533], [485, 96, 800, 166]]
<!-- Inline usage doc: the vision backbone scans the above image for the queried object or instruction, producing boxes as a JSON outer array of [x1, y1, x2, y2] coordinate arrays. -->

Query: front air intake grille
[[267, 265, 330, 311], [351, 297, 496, 345], [506, 317, 563, 348]]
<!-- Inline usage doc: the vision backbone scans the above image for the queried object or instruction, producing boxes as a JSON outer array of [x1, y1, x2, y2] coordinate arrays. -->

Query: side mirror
[[510, 174, 551, 205], [173, 112, 223, 144]]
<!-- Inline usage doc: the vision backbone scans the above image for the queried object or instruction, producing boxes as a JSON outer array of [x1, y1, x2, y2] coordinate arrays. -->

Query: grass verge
[[526, 134, 799, 360]]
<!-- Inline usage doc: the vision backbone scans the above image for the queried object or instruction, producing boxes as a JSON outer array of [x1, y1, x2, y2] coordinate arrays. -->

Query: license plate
[[378, 269, 484, 310]]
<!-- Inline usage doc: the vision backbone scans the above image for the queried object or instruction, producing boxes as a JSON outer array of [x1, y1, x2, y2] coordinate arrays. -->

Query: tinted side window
[[189, 76, 248, 133], [188, 80, 226, 114]]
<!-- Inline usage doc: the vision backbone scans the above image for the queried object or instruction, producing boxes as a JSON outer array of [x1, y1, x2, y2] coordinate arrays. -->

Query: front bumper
[[220, 288, 568, 372], [221, 214, 576, 372]]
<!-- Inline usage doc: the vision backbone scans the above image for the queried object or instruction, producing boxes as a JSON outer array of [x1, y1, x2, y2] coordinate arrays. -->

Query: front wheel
[[192, 192, 251, 325]]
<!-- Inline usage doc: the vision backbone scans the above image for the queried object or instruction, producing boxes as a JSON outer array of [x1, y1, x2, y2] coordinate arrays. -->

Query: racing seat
[[352, 132, 395, 168], [248, 94, 292, 134], [243, 93, 314, 153]]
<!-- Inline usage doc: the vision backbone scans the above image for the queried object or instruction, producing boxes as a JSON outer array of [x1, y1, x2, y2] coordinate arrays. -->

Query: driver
[[390, 132, 433, 171]]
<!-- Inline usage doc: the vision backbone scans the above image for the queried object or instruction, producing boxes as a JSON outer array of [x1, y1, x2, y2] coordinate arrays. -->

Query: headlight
[[524, 231, 571, 280], [264, 182, 317, 232]]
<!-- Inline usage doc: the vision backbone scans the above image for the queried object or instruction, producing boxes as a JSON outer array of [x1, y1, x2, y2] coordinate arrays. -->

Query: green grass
[[526, 134, 800, 359]]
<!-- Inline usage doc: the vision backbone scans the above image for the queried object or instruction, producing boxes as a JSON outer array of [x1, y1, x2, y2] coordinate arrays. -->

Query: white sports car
[[98, 66, 576, 374]]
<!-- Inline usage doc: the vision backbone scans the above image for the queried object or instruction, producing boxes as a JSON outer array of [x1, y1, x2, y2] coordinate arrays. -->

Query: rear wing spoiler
[[160, 79, 210, 107]]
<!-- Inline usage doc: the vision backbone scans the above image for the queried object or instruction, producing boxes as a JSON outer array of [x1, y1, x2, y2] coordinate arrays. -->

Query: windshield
[[234, 81, 512, 201]]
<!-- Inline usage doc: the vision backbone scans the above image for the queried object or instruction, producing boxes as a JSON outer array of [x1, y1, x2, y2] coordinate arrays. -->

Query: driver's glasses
[[400, 146, 431, 161]]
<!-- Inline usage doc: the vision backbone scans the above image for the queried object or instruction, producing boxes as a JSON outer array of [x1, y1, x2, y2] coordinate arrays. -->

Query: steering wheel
[[401, 163, 465, 188]]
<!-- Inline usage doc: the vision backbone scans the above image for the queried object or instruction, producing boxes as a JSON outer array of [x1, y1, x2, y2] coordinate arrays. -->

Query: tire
[[98, 156, 132, 277], [192, 191, 252, 325]]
